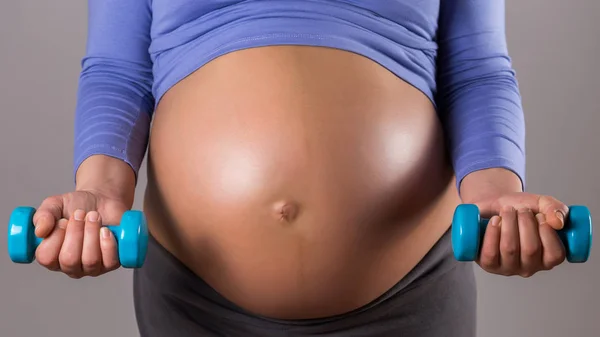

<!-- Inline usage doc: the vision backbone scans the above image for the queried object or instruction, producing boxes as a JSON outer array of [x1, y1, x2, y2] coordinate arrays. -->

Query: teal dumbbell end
[[116, 210, 149, 268], [7, 206, 149, 268], [557, 205, 593, 263], [7, 207, 40, 265], [451, 204, 486, 262], [452, 204, 592, 263]]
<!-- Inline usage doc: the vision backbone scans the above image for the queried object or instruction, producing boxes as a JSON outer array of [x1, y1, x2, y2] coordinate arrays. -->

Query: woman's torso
[[144, 45, 460, 320]]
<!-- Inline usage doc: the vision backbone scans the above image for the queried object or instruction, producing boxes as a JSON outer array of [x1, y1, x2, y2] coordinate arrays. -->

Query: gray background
[[1, 1, 598, 336]]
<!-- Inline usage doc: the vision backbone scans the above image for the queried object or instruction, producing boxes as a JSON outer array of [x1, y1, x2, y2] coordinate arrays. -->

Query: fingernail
[[502, 205, 515, 213], [74, 209, 85, 221], [536, 213, 546, 225], [87, 211, 99, 222], [101, 227, 110, 239], [555, 210, 565, 223], [491, 216, 501, 227]]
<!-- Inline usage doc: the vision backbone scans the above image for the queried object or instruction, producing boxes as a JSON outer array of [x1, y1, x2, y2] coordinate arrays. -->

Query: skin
[[32, 46, 568, 319], [141, 46, 462, 318], [460, 168, 568, 277], [33, 155, 135, 277]]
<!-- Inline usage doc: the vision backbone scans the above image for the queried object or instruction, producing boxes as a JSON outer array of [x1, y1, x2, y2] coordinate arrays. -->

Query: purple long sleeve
[[73, 0, 154, 181], [437, 0, 526, 190], [73, 0, 525, 190]]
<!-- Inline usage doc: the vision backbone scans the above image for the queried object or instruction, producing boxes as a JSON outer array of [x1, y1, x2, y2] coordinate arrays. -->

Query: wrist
[[75, 155, 136, 206], [459, 168, 523, 203]]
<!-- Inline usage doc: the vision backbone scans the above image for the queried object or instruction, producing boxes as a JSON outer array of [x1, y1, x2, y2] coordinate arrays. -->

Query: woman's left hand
[[468, 192, 569, 277]]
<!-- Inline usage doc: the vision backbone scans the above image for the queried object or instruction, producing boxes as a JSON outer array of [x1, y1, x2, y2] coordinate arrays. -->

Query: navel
[[272, 200, 301, 223]]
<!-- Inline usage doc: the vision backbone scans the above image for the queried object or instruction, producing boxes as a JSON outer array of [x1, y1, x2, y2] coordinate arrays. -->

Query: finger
[[35, 218, 68, 271], [478, 216, 502, 271], [100, 227, 120, 272], [517, 209, 542, 277], [538, 216, 566, 269], [499, 206, 520, 274], [33, 196, 64, 238], [81, 211, 103, 276], [538, 195, 569, 230], [59, 209, 86, 278]]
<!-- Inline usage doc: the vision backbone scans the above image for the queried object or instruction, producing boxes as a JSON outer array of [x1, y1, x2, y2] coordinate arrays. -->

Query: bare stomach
[[144, 46, 460, 319]]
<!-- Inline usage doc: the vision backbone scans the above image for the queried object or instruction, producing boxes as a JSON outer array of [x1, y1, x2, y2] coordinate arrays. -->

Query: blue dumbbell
[[7, 206, 149, 268], [452, 204, 592, 263]]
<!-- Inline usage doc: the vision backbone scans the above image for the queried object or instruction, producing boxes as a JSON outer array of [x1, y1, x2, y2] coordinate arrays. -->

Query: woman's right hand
[[32, 189, 132, 278]]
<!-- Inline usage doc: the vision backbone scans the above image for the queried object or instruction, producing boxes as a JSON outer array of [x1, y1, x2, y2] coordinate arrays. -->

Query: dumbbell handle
[[8, 206, 148, 268], [27, 226, 124, 250], [453, 204, 593, 263], [473, 217, 579, 259]]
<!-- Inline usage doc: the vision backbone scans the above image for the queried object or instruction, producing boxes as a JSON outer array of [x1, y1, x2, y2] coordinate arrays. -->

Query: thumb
[[495, 194, 568, 230], [537, 195, 569, 230], [33, 195, 65, 238], [470, 197, 502, 220]]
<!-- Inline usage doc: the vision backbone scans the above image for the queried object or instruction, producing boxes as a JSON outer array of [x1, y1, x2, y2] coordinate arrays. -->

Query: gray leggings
[[133, 229, 477, 336]]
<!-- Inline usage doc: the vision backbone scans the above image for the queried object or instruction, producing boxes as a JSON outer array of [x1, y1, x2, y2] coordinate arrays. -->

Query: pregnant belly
[[144, 46, 460, 319]]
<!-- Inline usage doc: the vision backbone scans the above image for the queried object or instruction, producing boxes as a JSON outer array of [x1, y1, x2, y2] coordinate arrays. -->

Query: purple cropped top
[[73, 0, 526, 190]]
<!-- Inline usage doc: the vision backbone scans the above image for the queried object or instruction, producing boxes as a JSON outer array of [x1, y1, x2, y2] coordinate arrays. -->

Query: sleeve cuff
[[455, 156, 526, 195]]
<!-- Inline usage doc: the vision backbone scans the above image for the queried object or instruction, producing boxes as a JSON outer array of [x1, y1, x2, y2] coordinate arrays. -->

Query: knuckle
[[547, 250, 566, 266], [41, 196, 63, 214], [36, 253, 57, 268], [81, 256, 101, 270], [61, 193, 74, 205], [538, 195, 554, 210], [85, 268, 103, 277], [49, 202, 63, 216], [521, 245, 541, 258], [478, 259, 493, 270], [105, 260, 121, 271], [59, 251, 81, 269], [480, 251, 498, 267], [500, 243, 518, 256]]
